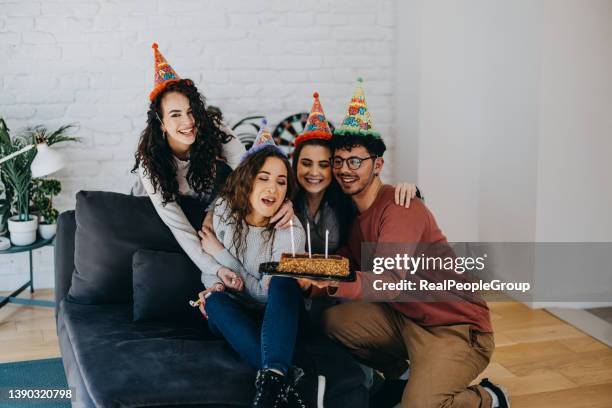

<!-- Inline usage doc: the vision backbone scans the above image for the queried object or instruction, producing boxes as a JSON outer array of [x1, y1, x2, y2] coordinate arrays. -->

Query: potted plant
[[0, 119, 78, 245], [30, 178, 61, 240], [0, 120, 37, 245], [0, 184, 6, 236]]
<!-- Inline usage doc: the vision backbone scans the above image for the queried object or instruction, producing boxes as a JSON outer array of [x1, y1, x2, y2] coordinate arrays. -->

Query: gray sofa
[[54, 190, 368, 407]]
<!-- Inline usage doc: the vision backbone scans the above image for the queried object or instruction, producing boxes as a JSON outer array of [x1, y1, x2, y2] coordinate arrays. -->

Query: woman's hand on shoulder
[[270, 200, 294, 229], [198, 225, 224, 254], [394, 182, 418, 208]]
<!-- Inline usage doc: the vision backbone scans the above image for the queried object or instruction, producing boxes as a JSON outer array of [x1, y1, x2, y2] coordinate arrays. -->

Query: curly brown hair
[[132, 79, 232, 204], [218, 146, 296, 260]]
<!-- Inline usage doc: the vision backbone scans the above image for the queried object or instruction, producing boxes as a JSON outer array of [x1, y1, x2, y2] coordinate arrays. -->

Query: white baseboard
[[547, 307, 612, 347], [531, 301, 612, 309]]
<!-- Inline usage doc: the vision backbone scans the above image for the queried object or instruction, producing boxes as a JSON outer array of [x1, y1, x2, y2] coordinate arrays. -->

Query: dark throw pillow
[[132, 249, 204, 322], [66, 161, 231, 305], [67, 191, 207, 304]]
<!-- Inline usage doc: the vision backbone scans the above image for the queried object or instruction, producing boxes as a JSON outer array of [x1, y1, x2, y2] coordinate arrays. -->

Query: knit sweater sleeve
[[210, 205, 306, 302], [235, 261, 271, 301], [209, 199, 269, 300], [209, 246, 266, 298], [250, 217, 306, 300], [209, 199, 246, 274], [334, 200, 429, 300], [137, 165, 223, 289], [219, 125, 246, 170]]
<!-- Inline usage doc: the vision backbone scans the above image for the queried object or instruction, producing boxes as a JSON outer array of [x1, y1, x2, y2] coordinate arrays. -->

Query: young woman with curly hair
[[132, 45, 293, 292]]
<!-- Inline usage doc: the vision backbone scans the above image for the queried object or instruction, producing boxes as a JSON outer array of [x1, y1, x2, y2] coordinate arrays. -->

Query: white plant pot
[[38, 223, 57, 240], [8, 215, 38, 246]]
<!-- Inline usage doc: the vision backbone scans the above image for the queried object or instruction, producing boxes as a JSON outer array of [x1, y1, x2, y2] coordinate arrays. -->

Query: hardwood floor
[[474, 302, 612, 407], [1, 290, 611, 407], [0, 289, 59, 363]]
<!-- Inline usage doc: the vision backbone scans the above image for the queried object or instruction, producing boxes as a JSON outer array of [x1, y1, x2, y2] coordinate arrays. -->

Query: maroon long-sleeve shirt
[[332, 185, 492, 333]]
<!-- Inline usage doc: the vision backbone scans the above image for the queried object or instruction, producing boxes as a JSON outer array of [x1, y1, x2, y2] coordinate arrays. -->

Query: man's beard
[[337, 166, 377, 196]]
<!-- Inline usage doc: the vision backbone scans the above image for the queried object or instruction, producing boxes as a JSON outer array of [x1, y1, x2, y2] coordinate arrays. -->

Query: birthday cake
[[277, 253, 350, 278]]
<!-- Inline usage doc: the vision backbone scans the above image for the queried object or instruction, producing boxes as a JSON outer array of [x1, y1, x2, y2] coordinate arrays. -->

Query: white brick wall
[[0, 0, 397, 290]]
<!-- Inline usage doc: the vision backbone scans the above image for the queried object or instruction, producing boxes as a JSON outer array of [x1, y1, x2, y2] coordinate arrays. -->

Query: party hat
[[294, 92, 333, 147], [241, 119, 285, 162], [149, 43, 181, 101], [334, 77, 380, 138]]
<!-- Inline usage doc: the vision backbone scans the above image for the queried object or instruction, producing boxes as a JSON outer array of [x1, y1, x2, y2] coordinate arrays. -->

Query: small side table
[[0, 237, 55, 309]]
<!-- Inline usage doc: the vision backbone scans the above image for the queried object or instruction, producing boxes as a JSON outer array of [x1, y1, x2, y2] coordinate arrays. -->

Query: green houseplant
[[0, 118, 78, 245], [30, 178, 61, 239]]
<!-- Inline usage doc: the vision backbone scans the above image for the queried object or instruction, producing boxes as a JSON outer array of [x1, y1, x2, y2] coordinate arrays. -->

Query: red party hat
[[149, 43, 181, 101], [294, 92, 333, 147]]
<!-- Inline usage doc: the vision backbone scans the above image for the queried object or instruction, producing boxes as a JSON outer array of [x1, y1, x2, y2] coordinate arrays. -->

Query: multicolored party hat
[[241, 118, 285, 162], [334, 77, 380, 138], [294, 92, 333, 147], [149, 43, 181, 101]]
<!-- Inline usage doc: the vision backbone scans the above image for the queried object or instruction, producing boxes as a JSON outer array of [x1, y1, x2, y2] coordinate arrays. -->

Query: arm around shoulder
[[137, 165, 224, 288]]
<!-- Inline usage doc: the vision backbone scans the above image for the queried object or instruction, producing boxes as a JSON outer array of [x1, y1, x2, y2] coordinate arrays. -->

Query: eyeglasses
[[332, 156, 377, 170]]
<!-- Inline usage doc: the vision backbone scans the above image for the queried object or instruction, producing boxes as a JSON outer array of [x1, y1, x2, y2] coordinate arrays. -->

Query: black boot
[[251, 369, 289, 408], [286, 366, 326, 408]]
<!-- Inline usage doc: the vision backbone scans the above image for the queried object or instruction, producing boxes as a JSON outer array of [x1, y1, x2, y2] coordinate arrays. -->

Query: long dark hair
[[292, 138, 356, 246], [132, 79, 232, 205], [218, 146, 297, 260]]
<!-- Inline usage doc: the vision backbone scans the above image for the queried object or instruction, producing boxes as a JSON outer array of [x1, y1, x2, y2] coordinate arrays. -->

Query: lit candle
[[290, 219, 295, 257], [307, 222, 312, 258], [325, 230, 329, 259]]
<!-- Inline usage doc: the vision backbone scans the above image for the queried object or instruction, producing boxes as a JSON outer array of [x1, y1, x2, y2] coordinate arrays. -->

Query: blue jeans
[[205, 277, 305, 375]]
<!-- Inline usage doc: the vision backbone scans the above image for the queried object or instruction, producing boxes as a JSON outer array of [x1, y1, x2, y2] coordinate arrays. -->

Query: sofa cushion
[[133, 249, 203, 323], [59, 301, 253, 407], [67, 192, 193, 304], [58, 301, 366, 407], [67, 191, 215, 305], [67, 161, 230, 306]]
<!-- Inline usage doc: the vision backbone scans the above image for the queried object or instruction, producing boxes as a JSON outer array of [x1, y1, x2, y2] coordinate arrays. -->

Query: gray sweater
[[208, 198, 306, 303]]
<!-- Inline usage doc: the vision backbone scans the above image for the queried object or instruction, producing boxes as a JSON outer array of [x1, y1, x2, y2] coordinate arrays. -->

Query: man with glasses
[[300, 79, 510, 408]]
